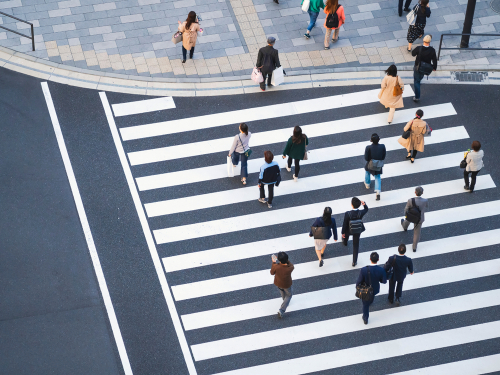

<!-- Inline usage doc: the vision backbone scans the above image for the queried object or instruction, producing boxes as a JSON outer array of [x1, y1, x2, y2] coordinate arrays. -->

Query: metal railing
[[438, 33, 500, 60], [0, 11, 35, 51]]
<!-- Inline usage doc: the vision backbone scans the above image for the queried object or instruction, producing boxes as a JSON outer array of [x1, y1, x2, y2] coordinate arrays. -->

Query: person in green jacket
[[282, 126, 309, 182], [302, 0, 325, 39]]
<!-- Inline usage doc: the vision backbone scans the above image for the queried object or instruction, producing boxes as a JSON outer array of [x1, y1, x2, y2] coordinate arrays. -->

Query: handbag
[[251, 67, 264, 83], [303, 145, 308, 160], [227, 155, 234, 177], [302, 0, 310, 12], [348, 211, 364, 234], [385, 255, 397, 280], [402, 120, 413, 139], [393, 76, 403, 96], [271, 66, 285, 86], [355, 267, 374, 301], [460, 151, 469, 168], [311, 225, 330, 240], [367, 159, 384, 171], [238, 134, 252, 158], [406, 4, 418, 25], [171, 31, 183, 44], [424, 123, 432, 137], [415, 46, 434, 76], [406, 198, 421, 224]]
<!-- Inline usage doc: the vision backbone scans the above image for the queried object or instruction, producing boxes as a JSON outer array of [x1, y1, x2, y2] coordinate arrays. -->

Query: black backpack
[[348, 211, 364, 234], [406, 198, 421, 224], [325, 5, 340, 29]]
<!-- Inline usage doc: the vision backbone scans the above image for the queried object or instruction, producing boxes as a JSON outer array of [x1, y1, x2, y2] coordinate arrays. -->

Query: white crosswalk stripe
[[103, 87, 499, 374]]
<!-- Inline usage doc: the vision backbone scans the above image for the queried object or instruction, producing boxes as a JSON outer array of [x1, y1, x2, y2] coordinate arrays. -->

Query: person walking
[[323, 0, 345, 49], [256, 37, 281, 91], [385, 244, 414, 306], [399, 0, 412, 16], [258, 150, 281, 208], [356, 252, 387, 324], [342, 197, 368, 267], [228, 123, 251, 185], [282, 126, 308, 182], [401, 186, 428, 252], [302, 0, 324, 39], [398, 109, 429, 163], [364, 133, 386, 201], [309, 207, 338, 267], [178, 11, 200, 63], [270, 251, 294, 318], [378, 64, 405, 124], [464, 140, 484, 193], [406, 0, 431, 52], [411, 35, 437, 102]]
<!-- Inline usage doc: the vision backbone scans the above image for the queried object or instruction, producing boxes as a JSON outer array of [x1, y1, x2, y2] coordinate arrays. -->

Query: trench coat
[[378, 75, 404, 109], [178, 21, 200, 50], [398, 118, 427, 152]]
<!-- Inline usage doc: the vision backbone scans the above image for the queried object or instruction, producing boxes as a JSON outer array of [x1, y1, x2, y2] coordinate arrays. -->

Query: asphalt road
[[1, 66, 500, 374]]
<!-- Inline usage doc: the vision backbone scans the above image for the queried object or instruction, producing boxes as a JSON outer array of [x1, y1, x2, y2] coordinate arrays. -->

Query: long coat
[[378, 75, 404, 109], [398, 118, 427, 152], [178, 21, 200, 50]]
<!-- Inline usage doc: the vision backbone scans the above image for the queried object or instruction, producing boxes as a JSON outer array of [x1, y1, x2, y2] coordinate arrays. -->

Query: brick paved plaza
[[0, 0, 499, 78]]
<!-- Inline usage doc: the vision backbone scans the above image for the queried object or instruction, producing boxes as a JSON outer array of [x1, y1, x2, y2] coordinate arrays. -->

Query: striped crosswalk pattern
[[100, 87, 499, 375]]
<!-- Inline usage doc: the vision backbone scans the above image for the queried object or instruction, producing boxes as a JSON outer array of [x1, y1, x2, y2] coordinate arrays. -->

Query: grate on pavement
[[453, 71, 488, 82]]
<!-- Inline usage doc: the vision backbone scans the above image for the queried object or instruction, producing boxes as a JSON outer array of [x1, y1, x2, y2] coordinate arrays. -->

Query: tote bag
[[171, 31, 182, 44], [406, 5, 419, 25], [302, 0, 310, 12], [271, 66, 285, 86], [227, 156, 235, 177]]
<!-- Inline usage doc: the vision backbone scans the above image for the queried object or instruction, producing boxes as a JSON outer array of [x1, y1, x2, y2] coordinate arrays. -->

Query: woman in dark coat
[[407, 0, 431, 52], [364, 133, 386, 201], [309, 207, 338, 267], [282, 126, 309, 182]]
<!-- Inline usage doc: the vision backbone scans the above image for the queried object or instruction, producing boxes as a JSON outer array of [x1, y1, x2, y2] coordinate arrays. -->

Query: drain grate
[[492, 0, 500, 13], [453, 71, 488, 82]]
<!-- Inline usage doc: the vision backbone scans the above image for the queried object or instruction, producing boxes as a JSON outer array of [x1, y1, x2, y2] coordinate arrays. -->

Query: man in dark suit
[[342, 197, 369, 266], [356, 252, 387, 324], [401, 186, 429, 252], [256, 36, 280, 91], [385, 244, 414, 306]]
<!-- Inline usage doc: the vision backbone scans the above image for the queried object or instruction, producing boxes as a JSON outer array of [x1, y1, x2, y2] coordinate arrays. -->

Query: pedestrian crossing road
[[46, 82, 500, 375]]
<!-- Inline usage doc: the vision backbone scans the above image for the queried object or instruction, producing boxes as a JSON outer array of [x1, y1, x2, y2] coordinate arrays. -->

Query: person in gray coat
[[401, 186, 428, 252]]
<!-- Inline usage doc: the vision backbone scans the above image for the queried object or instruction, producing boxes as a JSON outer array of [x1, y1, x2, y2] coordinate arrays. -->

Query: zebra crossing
[[100, 87, 500, 375]]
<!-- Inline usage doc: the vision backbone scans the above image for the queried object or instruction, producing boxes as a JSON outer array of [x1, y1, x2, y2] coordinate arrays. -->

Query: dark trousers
[[182, 46, 194, 60], [388, 278, 405, 300], [342, 233, 361, 263], [260, 71, 272, 89], [260, 183, 274, 204], [410, 150, 418, 158], [362, 296, 374, 321], [413, 70, 425, 99], [398, 0, 412, 15], [287, 157, 300, 177], [464, 170, 480, 191]]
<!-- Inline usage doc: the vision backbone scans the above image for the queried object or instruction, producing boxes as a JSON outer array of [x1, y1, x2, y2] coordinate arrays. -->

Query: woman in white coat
[[464, 140, 484, 193]]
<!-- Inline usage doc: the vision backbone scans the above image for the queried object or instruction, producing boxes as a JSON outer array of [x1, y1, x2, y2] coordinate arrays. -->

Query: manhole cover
[[453, 71, 488, 82], [492, 0, 500, 13]]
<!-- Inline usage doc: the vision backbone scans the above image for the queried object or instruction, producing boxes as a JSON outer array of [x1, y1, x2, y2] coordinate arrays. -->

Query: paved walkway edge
[[1, 46, 499, 96]]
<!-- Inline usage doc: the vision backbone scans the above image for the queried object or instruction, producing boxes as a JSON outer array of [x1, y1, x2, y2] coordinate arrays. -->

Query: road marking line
[[111, 97, 175, 117], [41, 82, 133, 375]]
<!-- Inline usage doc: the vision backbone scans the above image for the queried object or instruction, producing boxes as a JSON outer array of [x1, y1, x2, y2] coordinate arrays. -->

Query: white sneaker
[[364, 182, 370, 189], [286, 166, 291, 172], [293, 174, 298, 182]]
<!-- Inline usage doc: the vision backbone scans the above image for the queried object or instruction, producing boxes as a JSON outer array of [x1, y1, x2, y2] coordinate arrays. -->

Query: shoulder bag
[[367, 159, 384, 171], [385, 255, 397, 280], [302, 0, 310, 12], [416, 46, 434, 76], [406, 198, 421, 224], [402, 120, 413, 139], [171, 31, 183, 44], [349, 211, 364, 234], [355, 267, 374, 301], [406, 4, 419, 25], [460, 151, 469, 168], [303, 145, 308, 160], [238, 134, 252, 158], [311, 223, 330, 239], [393, 76, 403, 96]]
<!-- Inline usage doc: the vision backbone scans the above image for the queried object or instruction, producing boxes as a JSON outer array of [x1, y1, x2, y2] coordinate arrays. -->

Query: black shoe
[[267, 83, 273, 87], [274, 0, 279, 3], [363, 317, 368, 324], [396, 298, 401, 306], [352, 262, 357, 267], [464, 185, 470, 190], [412, 97, 420, 102], [319, 260, 324, 267], [413, 248, 416, 252], [401, 219, 407, 231], [376, 194, 380, 201], [411, 159, 414, 163], [398, 11, 402, 16], [388, 297, 394, 304], [182, 59, 186, 63], [404, 7, 411, 11]]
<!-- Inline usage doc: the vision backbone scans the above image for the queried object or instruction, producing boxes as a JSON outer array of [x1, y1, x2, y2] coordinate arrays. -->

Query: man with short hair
[[356, 252, 387, 324], [401, 186, 429, 252], [342, 197, 369, 267], [385, 244, 414, 306], [270, 251, 294, 318], [256, 36, 281, 91], [411, 35, 437, 102]]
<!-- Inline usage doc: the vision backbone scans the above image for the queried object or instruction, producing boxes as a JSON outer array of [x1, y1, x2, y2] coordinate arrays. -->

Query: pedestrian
[[398, 109, 429, 163], [384, 243, 414, 306], [228, 123, 251, 185], [411, 35, 437, 102], [270, 251, 294, 318], [401, 186, 428, 252], [342, 197, 369, 267], [323, 0, 345, 49], [356, 252, 387, 324], [309, 207, 338, 267], [364, 133, 386, 201], [258, 150, 281, 208], [282, 125, 308, 182], [464, 140, 484, 193], [178, 11, 200, 63], [256, 36, 281, 91], [399, 0, 412, 16], [302, 0, 324, 39], [406, 0, 431, 52], [378, 64, 405, 124]]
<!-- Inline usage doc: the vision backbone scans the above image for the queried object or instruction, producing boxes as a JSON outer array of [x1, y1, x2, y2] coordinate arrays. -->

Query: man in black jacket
[[385, 243, 414, 306], [256, 36, 281, 91], [411, 35, 437, 102], [364, 133, 386, 201], [356, 252, 387, 324], [342, 197, 368, 267]]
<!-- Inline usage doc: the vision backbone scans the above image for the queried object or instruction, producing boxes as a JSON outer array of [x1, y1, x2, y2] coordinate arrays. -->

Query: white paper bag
[[227, 156, 234, 177], [302, 0, 310, 12], [271, 66, 284, 86]]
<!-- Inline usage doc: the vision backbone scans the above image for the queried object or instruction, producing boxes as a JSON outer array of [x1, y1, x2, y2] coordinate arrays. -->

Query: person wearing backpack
[[302, 0, 325, 40], [356, 252, 387, 324], [401, 186, 428, 252], [323, 0, 345, 49], [342, 197, 368, 267], [384, 244, 414, 306]]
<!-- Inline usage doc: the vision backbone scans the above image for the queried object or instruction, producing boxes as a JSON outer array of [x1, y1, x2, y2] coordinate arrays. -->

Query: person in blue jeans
[[228, 123, 251, 185], [364, 133, 386, 201], [411, 35, 437, 102], [302, 0, 324, 39]]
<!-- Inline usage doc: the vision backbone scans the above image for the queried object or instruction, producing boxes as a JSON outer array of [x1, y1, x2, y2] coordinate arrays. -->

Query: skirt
[[314, 239, 329, 250], [407, 23, 425, 43]]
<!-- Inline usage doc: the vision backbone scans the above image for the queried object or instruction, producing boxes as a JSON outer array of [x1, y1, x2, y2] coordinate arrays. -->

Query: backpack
[[406, 198, 421, 224], [325, 5, 340, 29], [348, 211, 364, 234]]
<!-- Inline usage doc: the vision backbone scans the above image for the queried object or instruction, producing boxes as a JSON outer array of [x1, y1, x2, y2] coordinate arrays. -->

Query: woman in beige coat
[[378, 64, 404, 124], [178, 11, 200, 63], [398, 109, 428, 163]]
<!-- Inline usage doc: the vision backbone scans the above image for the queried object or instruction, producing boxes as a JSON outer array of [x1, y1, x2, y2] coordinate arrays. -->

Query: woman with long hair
[[378, 64, 404, 124], [407, 0, 431, 52], [323, 0, 345, 49], [178, 11, 200, 63], [228, 123, 251, 185], [398, 109, 429, 163], [309, 207, 338, 267], [282, 126, 308, 182]]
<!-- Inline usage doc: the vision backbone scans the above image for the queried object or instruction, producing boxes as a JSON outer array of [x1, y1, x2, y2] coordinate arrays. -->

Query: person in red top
[[270, 251, 294, 318], [323, 0, 345, 49]]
